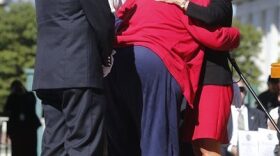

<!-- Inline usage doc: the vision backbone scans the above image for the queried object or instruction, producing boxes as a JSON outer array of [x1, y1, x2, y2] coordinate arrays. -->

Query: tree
[[0, 3, 36, 110], [231, 20, 262, 86]]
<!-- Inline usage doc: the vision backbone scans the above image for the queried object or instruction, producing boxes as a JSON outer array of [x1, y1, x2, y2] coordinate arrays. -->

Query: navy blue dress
[[105, 46, 183, 156]]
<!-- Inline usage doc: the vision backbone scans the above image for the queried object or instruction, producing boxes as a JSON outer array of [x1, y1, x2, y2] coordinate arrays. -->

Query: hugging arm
[[155, 0, 240, 50], [184, 0, 239, 51], [185, 19, 240, 51]]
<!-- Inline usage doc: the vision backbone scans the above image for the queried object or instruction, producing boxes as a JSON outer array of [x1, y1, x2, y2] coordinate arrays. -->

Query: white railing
[[0, 117, 11, 156]]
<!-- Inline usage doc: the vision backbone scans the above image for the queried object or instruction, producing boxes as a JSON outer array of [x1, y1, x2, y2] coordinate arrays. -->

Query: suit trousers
[[36, 88, 105, 156]]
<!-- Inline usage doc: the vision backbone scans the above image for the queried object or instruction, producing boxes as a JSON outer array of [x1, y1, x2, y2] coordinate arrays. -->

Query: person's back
[[33, 0, 114, 155], [5, 80, 41, 156], [117, 0, 202, 60], [6, 92, 39, 128], [34, 0, 113, 90], [116, 0, 240, 105]]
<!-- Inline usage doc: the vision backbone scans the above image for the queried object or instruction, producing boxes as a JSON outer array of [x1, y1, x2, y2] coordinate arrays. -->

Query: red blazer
[[115, 0, 240, 107]]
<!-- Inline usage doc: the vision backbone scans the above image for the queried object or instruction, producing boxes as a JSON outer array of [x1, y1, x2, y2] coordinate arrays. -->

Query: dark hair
[[268, 75, 279, 84], [10, 80, 26, 94]]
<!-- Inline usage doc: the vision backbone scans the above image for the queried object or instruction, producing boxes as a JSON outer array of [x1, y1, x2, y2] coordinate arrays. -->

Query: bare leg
[[192, 139, 221, 156]]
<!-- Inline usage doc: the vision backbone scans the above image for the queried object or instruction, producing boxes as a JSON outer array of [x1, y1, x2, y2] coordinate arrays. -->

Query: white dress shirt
[[228, 105, 249, 151], [269, 107, 279, 121], [108, 0, 126, 12]]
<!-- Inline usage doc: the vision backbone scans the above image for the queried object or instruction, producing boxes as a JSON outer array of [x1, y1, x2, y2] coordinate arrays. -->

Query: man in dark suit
[[257, 76, 280, 112], [33, 0, 114, 155], [222, 82, 267, 156]]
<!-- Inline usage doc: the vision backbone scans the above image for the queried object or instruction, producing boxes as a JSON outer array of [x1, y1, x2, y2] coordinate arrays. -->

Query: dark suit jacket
[[257, 90, 279, 112], [222, 107, 267, 156], [186, 0, 232, 26], [33, 0, 114, 90]]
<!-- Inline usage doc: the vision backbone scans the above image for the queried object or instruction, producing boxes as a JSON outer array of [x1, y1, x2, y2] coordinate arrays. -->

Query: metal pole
[[228, 55, 280, 134]]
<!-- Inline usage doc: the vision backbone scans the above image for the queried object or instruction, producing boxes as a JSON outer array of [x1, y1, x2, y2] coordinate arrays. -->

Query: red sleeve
[[116, 0, 136, 19], [185, 18, 240, 51]]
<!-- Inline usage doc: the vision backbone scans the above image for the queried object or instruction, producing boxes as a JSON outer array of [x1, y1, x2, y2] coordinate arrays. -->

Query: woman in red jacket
[[105, 0, 240, 155], [155, 0, 236, 156]]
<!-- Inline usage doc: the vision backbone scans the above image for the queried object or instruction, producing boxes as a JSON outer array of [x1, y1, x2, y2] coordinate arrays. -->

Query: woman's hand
[[155, 0, 189, 10]]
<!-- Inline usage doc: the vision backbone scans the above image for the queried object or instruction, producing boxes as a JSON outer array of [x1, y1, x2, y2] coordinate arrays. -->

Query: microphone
[[271, 62, 280, 78]]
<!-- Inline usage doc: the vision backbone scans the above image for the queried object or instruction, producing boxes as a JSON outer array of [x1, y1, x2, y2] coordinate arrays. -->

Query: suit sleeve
[[186, 0, 232, 26], [79, 0, 115, 66], [185, 19, 240, 51], [258, 110, 268, 128]]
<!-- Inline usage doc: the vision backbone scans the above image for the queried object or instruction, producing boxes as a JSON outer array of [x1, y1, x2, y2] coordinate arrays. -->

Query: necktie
[[238, 110, 245, 130]]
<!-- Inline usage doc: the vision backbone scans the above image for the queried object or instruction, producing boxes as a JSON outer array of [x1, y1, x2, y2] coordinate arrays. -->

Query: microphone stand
[[228, 55, 280, 134]]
